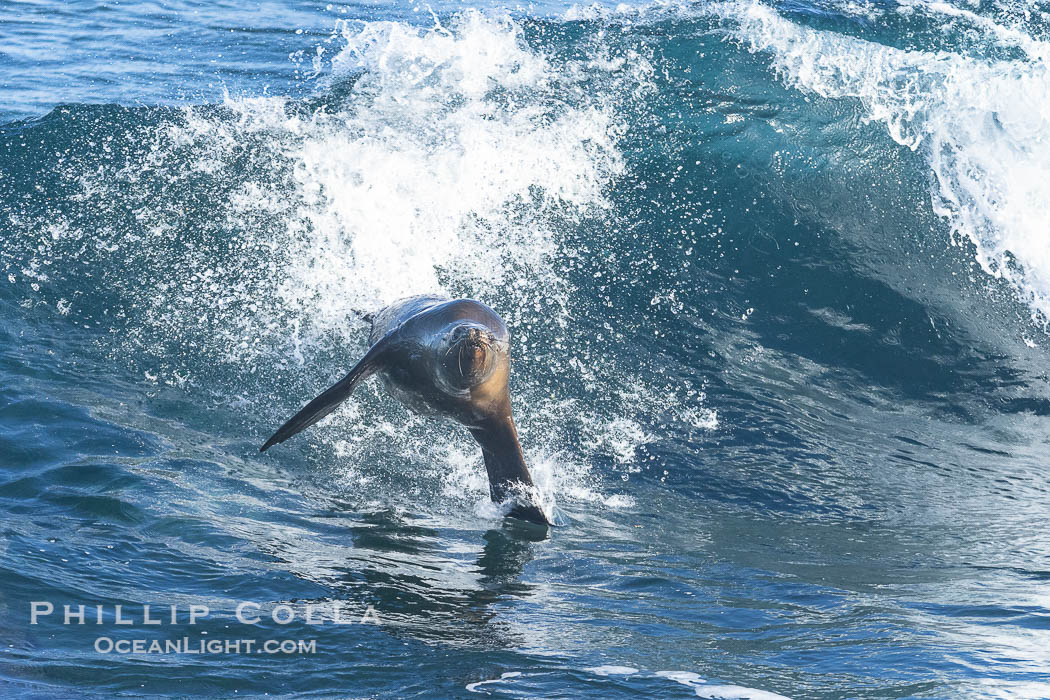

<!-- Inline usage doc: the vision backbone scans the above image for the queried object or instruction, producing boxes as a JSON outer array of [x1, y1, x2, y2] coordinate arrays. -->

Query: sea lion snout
[[455, 325, 493, 347], [441, 323, 498, 388]]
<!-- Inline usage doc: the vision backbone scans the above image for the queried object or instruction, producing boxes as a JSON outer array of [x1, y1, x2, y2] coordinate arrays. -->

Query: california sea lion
[[261, 295, 550, 525]]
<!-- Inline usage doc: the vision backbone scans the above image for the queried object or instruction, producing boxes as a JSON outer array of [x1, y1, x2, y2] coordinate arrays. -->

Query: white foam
[[656, 669, 792, 699], [693, 686, 792, 700], [466, 671, 522, 692], [587, 665, 639, 675], [656, 670, 707, 683]]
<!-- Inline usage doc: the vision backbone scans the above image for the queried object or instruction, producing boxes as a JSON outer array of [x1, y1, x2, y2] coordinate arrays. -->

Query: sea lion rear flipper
[[260, 338, 390, 452]]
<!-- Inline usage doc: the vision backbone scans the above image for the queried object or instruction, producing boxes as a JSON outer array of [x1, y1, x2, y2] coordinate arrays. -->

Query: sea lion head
[[437, 322, 501, 392]]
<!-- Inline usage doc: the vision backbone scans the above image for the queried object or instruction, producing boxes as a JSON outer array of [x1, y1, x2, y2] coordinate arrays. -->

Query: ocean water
[[2, 0, 1050, 697]]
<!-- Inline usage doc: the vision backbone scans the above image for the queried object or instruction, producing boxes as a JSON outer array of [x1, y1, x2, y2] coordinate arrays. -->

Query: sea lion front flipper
[[470, 418, 551, 526], [479, 448, 551, 526], [260, 336, 391, 452]]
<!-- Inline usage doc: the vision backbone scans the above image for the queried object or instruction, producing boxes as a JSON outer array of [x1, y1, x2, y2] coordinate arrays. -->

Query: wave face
[[723, 0, 1050, 322], [2, 1, 1050, 698]]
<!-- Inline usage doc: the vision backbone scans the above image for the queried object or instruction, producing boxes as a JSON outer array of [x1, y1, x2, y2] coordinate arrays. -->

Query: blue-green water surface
[[2, 0, 1050, 697]]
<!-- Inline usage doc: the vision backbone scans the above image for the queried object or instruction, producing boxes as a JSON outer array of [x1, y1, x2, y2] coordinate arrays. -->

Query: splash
[[124, 10, 631, 367]]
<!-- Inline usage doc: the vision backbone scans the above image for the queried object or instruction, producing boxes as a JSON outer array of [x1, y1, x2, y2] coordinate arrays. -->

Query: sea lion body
[[261, 295, 548, 525]]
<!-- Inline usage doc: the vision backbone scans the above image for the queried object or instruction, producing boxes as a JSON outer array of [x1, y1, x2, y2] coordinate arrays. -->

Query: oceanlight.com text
[[93, 637, 318, 655]]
